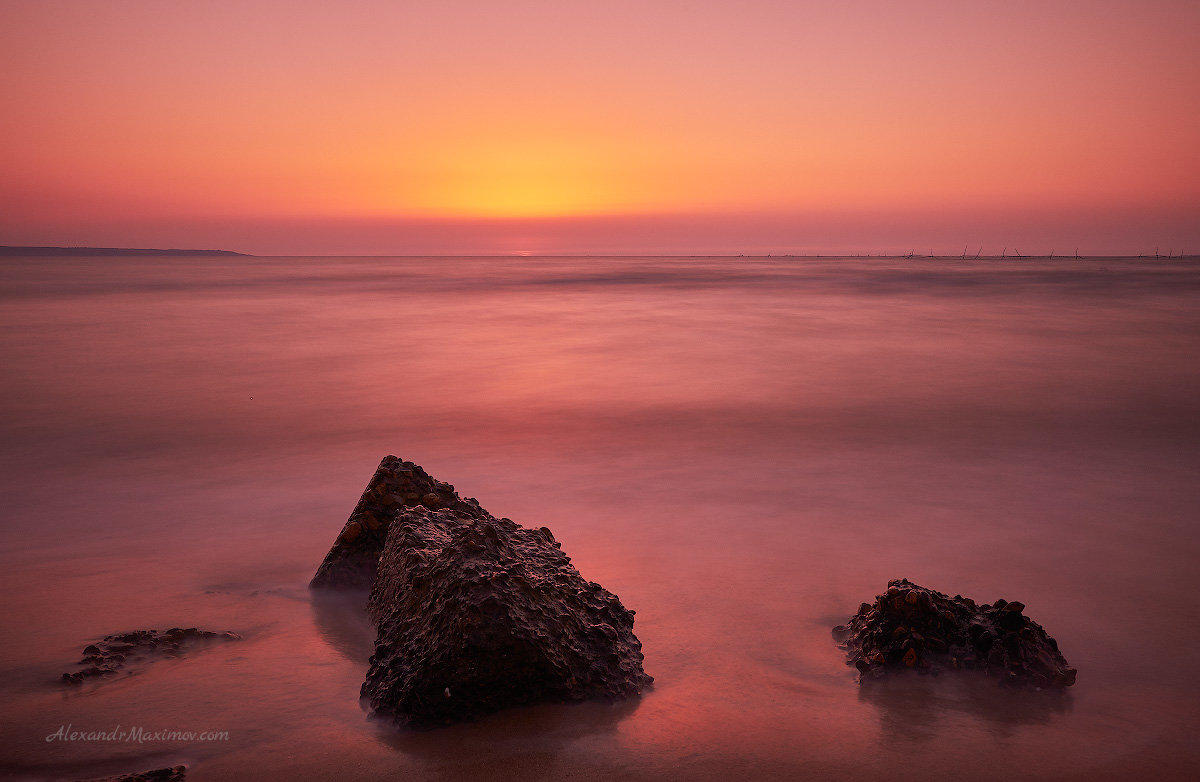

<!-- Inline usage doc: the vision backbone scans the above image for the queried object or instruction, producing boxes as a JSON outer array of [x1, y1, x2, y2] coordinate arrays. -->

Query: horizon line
[[3, 245, 1194, 261]]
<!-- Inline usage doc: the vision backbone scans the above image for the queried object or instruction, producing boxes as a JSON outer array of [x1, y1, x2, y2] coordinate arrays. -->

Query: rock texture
[[62, 628, 240, 685], [311, 456, 652, 728], [834, 578, 1076, 689], [309, 456, 487, 589]]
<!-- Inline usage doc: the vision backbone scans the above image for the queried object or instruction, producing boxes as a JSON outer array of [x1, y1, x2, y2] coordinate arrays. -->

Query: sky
[[2, 0, 1198, 255]]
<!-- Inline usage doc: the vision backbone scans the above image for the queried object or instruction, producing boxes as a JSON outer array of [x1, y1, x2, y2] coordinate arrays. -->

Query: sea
[[1, 254, 1198, 780]]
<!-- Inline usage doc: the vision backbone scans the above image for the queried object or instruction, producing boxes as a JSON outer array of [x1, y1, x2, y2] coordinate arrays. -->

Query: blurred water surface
[[1, 255, 1198, 780]]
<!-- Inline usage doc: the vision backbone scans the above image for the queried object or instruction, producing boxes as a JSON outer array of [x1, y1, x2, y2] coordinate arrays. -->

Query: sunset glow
[[5, 4, 1200, 777], [2, 1, 1198, 253]]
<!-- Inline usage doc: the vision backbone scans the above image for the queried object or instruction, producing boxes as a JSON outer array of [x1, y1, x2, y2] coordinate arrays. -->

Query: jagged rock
[[61, 629, 240, 685], [309, 456, 487, 589], [311, 456, 652, 728], [834, 578, 1076, 689]]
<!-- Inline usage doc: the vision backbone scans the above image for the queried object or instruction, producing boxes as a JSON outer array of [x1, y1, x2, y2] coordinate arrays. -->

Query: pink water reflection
[[1, 255, 1198, 779]]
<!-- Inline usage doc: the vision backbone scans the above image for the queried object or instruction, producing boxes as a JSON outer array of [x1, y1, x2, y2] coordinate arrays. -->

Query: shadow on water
[[311, 587, 643, 779], [309, 589, 375, 665], [310, 590, 643, 780], [373, 697, 643, 782], [858, 671, 1073, 744]]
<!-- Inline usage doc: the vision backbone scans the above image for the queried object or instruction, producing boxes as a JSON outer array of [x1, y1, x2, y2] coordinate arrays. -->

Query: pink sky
[[2, 0, 1198, 255]]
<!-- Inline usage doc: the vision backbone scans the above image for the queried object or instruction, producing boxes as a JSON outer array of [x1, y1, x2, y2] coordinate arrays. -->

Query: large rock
[[311, 456, 652, 727], [309, 455, 487, 589], [834, 578, 1076, 689]]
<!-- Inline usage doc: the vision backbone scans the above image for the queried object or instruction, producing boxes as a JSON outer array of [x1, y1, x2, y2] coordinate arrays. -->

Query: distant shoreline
[[0, 247, 1192, 260], [0, 246, 249, 257]]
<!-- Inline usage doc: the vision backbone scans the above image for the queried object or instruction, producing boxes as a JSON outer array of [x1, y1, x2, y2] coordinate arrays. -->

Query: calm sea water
[[1, 254, 1198, 780]]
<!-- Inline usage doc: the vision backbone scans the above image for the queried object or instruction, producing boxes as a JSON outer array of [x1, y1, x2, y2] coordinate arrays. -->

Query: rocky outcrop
[[362, 505, 652, 727], [309, 456, 487, 589], [834, 578, 1076, 689], [311, 456, 652, 728], [62, 628, 240, 685]]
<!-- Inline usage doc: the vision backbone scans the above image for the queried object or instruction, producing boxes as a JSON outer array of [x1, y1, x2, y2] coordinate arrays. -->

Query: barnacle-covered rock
[[311, 456, 652, 727], [309, 455, 487, 589], [833, 578, 1076, 688], [61, 629, 240, 685]]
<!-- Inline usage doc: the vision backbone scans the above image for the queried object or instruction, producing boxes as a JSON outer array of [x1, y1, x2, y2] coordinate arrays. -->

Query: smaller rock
[[62, 629, 239, 686], [833, 579, 1076, 689], [76, 764, 187, 782]]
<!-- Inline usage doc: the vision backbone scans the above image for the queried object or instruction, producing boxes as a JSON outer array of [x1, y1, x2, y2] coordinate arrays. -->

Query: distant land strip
[[0, 246, 249, 256]]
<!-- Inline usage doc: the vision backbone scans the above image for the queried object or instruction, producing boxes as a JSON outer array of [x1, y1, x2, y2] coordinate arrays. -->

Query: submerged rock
[[833, 578, 1076, 689], [61, 629, 240, 685], [77, 766, 187, 782], [311, 456, 652, 728]]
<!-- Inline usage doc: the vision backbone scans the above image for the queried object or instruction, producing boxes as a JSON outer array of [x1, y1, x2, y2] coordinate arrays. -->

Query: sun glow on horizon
[[405, 141, 628, 218], [2, 1, 1198, 251]]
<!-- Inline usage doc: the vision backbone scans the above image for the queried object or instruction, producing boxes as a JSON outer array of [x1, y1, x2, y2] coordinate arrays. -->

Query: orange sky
[[2, 0, 1198, 254]]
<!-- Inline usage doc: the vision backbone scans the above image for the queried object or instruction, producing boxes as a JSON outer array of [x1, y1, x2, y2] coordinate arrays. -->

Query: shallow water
[[1, 255, 1198, 780]]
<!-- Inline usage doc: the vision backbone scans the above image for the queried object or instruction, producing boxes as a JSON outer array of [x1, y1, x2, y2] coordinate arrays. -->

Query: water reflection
[[309, 578, 643, 781], [309, 590, 374, 665], [858, 671, 1073, 743], [376, 698, 642, 782], [1, 254, 1197, 778]]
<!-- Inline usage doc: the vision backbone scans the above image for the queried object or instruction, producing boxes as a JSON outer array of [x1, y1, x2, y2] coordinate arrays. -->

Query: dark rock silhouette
[[61, 628, 240, 685], [77, 766, 187, 782], [834, 578, 1076, 689], [311, 456, 651, 728], [0, 245, 245, 256], [309, 455, 487, 589]]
